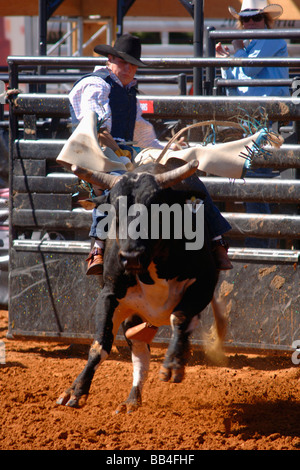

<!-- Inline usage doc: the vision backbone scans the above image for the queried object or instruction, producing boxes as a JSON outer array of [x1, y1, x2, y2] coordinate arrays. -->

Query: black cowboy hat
[[94, 34, 146, 67]]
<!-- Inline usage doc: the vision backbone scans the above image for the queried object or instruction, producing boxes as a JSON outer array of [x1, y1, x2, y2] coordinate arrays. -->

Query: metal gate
[[6, 55, 300, 353]]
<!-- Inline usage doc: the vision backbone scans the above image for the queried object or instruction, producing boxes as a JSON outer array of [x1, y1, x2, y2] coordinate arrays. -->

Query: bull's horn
[[71, 164, 121, 190], [155, 159, 199, 188]]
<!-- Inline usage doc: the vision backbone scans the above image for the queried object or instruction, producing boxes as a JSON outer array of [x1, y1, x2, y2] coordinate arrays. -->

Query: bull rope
[[154, 117, 282, 166]]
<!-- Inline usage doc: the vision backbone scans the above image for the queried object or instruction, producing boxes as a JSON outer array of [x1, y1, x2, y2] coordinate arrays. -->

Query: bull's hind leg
[[57, 341, 108, 407], [159, 312, 196, 383], [115, 339, 151, 414]]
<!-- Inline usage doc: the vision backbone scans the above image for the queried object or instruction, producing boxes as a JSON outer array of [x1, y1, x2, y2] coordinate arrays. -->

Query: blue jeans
[[198, 179, 231, 239], [89, 170, 125, 239], [244, 167, 279, 248]]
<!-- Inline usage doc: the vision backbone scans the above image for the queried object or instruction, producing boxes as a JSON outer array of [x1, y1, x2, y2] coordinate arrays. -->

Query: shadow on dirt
[[4, 338, 297, 372], [228, 400, 300, 440]]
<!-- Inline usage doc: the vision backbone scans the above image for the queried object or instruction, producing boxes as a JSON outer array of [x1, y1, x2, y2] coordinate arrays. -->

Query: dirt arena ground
[[0, 309, 299, 451]]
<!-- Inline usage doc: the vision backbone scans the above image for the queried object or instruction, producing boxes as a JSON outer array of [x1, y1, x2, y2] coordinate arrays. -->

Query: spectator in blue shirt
[[215, 0, 289, 248], [216, 0, 289, 97]]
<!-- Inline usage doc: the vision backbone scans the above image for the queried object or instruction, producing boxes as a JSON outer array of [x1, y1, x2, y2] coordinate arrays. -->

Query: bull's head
[[72, 159, 200, 275]]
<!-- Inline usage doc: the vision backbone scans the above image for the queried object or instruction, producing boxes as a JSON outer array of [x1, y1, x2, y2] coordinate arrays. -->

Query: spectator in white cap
[[216, 0, 289, 97]]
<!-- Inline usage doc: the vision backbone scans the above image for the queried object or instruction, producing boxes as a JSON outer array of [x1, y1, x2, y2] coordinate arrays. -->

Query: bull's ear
[[78, 194, 108, 210], [78, 198, 96, 210]]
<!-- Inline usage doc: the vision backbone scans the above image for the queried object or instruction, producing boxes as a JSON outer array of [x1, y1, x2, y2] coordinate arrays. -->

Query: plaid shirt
[[69, 66, 163, 149]]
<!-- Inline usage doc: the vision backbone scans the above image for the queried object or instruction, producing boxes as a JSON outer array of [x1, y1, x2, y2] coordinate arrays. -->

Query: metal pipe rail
[[1, 72, 187, 87], [137, 95, 300, 121], [10, 209, 300, 239], [202, 177, 300, 204], [11, 172, 300, 205], [214, 78, 294, 88], [1, 72, 292, 98], [10, 93, 300, 121], [226, 213, 300, 239], [208, 28, 300, 41], [8, 56, 300, 68]]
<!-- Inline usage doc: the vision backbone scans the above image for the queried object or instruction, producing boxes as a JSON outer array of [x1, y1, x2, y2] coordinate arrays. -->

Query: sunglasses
[[241, 14, 264, 23]]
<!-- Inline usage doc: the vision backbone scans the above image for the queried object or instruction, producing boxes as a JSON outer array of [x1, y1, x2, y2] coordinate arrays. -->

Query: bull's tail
[[211, 295, 227, 342], [204, 295, 228, 365]]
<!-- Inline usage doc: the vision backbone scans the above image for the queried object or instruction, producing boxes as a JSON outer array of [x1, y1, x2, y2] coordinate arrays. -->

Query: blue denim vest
[[70, 69, 137, 142]]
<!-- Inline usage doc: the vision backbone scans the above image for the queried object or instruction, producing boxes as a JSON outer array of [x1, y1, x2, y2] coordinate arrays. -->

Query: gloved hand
[[115, 149, 132, 160]]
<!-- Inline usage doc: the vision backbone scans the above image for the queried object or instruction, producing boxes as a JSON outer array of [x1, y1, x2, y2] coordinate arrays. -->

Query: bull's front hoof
[[115, 401, 140, 414], [115, 386, 141, 414], [159, 365, 185, 383], [56, 390, 87, 408], [159, 366, 172, 382], [171, 367, 185, 383]]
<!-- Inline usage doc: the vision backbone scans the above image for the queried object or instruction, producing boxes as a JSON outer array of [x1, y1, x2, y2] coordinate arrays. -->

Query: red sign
[[139, 100, 154, 114]]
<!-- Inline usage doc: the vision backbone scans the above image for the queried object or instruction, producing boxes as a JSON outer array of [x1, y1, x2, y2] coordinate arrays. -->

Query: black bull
[[57, 158, 227, 412]]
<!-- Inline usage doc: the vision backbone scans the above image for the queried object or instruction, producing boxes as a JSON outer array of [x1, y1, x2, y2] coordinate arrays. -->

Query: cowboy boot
[[86, 246, 104, 275]]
